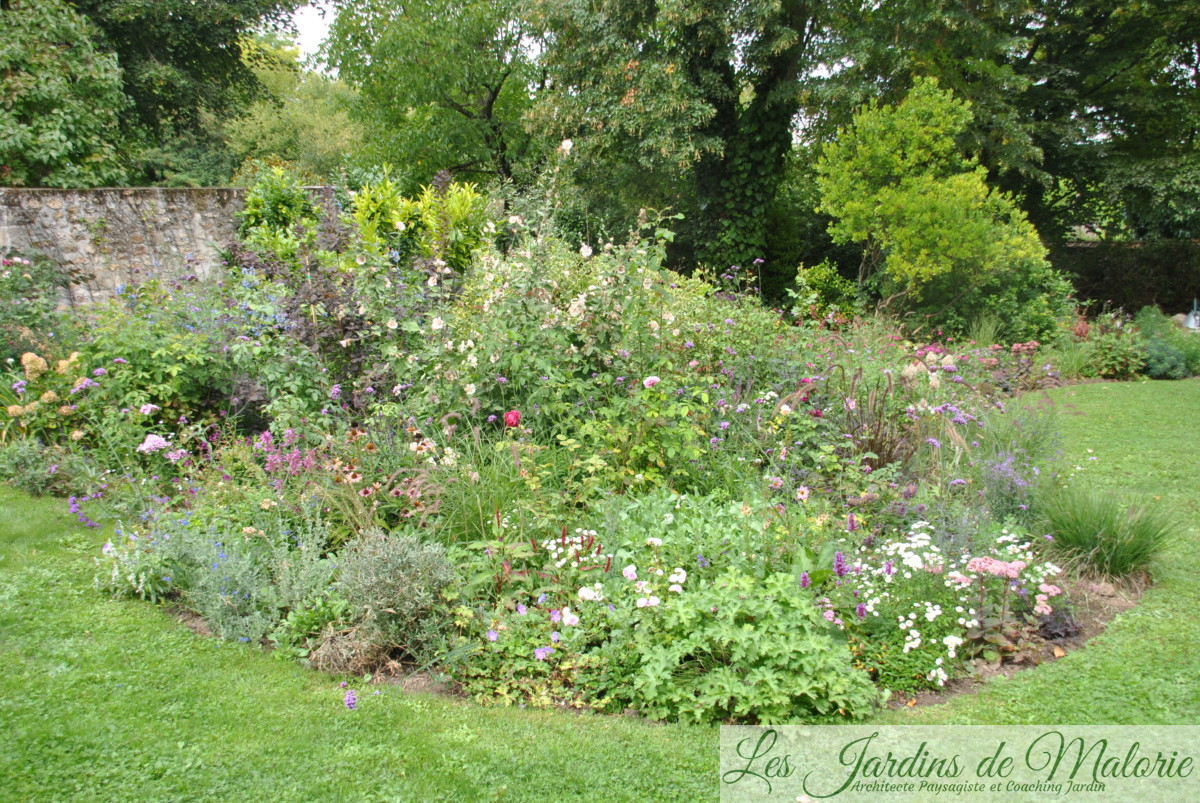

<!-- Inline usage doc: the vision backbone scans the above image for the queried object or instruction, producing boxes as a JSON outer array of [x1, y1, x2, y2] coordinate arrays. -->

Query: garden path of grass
[[0, 380, 1197, 800]]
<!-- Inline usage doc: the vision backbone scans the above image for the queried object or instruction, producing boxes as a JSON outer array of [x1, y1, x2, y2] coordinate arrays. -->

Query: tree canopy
[[0, 0, 127, 187]]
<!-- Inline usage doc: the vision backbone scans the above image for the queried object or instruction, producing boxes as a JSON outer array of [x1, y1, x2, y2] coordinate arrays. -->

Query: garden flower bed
[[1, 171, 1178, 725]]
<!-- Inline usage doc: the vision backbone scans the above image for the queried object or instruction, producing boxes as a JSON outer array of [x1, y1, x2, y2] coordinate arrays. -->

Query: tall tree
[[817, 0, 1200, 240], [326, 0, 546, 189], [68, 0, 304, 136], [531, 0, 823, 268], [1, 0, 127, 187]]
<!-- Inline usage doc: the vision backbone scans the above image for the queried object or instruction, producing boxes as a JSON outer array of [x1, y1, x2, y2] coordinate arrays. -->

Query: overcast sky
[[293, 3, 333, 60]]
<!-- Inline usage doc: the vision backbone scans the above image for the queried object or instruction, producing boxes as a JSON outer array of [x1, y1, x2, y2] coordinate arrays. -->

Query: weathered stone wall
[[0, 187, 245, 305]]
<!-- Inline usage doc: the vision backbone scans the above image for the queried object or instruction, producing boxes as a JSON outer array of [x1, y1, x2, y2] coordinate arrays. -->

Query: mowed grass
[[1, 379, 1197, 800], [878, 378, 1200, 725], [0, 491, 715, 801]]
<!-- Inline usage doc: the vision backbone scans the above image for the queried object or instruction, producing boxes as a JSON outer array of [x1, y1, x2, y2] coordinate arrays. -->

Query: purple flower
[[534, 646, 555, 661], [93, 368, 107, 377], [70, 378, 99, 394], [856, 603, 867, 620], [800, 572, 811, 588], [549, 609, 562, 623], [112, 358, 128, 364], [697, 555, 710, 568], [833, 552, 848, 577], [847, 513, 858, 532], [516, 603, 527, 615], [926, 437, 941, 449], [719, 421, 730, 430], [486, 629, 498, 642], [884, 560, 895, 576], [550, 631, 561, 643], [344, 689, 357, 710], [11, 380, 26, 395], [537, 593, 547, 604], [949, 478, 967, 487]]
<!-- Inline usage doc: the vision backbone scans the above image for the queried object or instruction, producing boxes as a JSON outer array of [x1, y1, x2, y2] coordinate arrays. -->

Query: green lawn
[[880, 379, 1200, 724], [1, 379, 1197, 799]]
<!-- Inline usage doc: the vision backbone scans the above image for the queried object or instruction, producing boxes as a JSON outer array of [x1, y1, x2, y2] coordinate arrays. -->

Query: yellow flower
[[40, 390, 59, 403], [69, 430, 85, 441], [5, 404, 23, 417]]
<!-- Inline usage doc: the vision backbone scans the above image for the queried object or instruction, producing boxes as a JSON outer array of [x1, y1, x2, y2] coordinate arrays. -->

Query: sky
[[292, 3, 333, 61]]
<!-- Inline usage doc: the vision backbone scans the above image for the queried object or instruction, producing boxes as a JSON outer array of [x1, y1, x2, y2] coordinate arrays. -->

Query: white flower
[[431, 317, 445, 331], [646, 537, 663, 547], [560, 138, 574, 155], [562, 607, 580, 626], [622, 565, 638, 581], [647, 596, 661, 607], [668, 584, 683, 594], [386, 318, 398, 330], [669, 568, 687, 584], [464, 384, 476, 396], [579, 243, 593, 258]]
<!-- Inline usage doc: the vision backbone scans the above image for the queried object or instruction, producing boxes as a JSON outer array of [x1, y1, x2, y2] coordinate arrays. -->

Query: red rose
[[504, 409, 521, 428]]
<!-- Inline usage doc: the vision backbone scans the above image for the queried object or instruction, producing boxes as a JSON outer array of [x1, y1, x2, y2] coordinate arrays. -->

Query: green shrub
[[1135, 306, 1200, 377], [1, 250, 79, 361], [336, 529, 458, 663], [624, 570, 882, 723], [97, 511, 337, 642], [1041, 487, 1175, 579], [0, 438, 98, 497], [1083, 327, 1145, 379], [1144, 338, 1188, 379]]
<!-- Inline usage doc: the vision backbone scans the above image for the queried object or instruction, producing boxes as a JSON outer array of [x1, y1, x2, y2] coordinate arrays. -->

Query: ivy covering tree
[[531, 0, 823, 269], [0, 0, 128, 187]]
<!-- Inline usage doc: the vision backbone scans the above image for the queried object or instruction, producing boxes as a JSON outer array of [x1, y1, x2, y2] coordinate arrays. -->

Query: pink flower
[[139, 403, 160, 415], [136, 434, 170, 454], [1039, 583, 1063, 597], [503, 409, 521, 428], [795, 486, 810, 502], [642, 376, 660, 389], [622, 565, 637, 581], [946, 571, 972, 587], [561, 608, 580, 626]]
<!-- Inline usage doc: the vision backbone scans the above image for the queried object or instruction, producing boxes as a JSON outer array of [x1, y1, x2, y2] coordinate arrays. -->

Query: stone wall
[[0, 187, 246, 305]]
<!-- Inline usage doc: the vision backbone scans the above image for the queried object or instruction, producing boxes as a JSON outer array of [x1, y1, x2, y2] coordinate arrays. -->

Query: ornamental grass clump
[[1041, 487, 1175, 579]]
